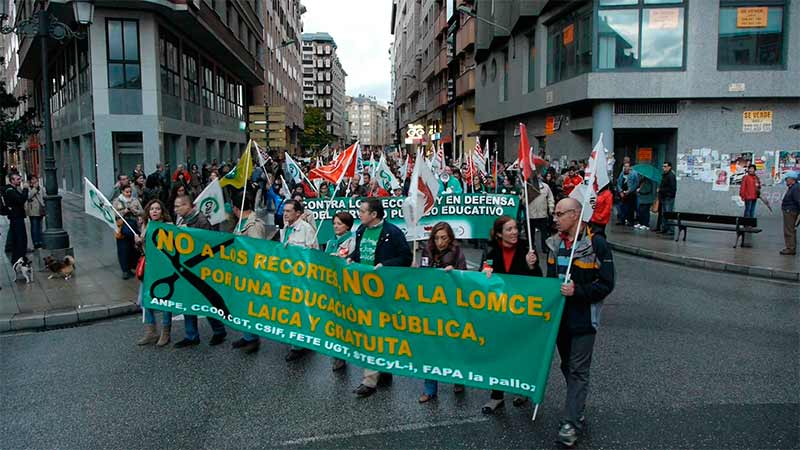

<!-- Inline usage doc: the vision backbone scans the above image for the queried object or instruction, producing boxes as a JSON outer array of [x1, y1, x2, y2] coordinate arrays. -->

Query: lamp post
[[0, 0, 94, 251]]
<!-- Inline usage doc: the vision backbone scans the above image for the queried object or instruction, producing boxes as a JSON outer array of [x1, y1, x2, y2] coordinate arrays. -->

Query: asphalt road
[[1, 253, 797, 450]]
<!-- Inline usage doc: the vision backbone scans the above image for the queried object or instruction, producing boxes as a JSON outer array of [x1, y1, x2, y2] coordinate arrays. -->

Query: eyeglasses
[[554, 209, 576, 218]]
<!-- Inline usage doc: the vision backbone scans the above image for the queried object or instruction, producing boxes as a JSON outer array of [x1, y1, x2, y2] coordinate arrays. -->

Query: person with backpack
[[545, 197, 615, 448]]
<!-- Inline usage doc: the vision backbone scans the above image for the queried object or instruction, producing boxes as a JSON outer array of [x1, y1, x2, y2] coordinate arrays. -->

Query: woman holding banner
[[324, 212, 356, 371], [417, 222, 467, 403], [479, 215, 543, 414], [134, 199, 173, 346], [113, 185, 143, 280]]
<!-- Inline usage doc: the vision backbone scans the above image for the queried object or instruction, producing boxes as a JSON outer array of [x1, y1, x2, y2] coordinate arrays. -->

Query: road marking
[[277, 416, 489, 446]]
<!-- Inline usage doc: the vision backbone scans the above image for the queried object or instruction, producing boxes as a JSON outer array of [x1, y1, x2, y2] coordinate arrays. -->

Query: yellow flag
[[219, 141, 254, 189]]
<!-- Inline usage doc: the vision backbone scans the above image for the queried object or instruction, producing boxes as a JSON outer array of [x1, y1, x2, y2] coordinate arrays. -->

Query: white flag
[[400, 155, 409, 183], [84, 177, 118, 232], [403, 149, 441, 230], [376, 154, 401, 191], [284, 153, 304, 184], [570, 135, 609, 222], [253, 141, 270, 167], [194, 179, 227, 225]]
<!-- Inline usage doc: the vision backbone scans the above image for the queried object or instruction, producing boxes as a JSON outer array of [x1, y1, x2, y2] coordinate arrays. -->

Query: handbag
[[135, 255, 146, 281]]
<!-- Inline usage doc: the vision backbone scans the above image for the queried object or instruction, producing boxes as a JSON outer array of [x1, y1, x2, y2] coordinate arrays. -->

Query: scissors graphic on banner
[[89, 190, 115, 224], [149, 230, 235, 317]]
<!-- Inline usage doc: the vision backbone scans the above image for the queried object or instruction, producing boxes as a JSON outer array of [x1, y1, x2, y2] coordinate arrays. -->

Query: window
[[547, 7, 592, 84], [527, 34, 536, 92], [597, 0, 685, 70], [202, 62, 215, 109], [718, 1, 785, 69], [217, 73, 227, 114], [78, 38, 90, 94], [159, 30, 180, 96], [106, 19, 140, 89], [227, 77, 236, 117], [182, 51, 199, 104]]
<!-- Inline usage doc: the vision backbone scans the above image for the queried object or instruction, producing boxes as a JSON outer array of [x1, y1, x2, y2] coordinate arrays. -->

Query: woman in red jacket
[[739, 164, 760, 218]]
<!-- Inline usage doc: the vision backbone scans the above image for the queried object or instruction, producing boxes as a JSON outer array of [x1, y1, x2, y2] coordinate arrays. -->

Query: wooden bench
[[663, 212, 761, 248]]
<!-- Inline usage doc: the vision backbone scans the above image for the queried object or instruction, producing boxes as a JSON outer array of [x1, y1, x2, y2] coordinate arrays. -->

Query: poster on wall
[[676, 153, 688, 179], [729, 152, 753, 185], [775, 151, 800, 182], [713, 168, 731, 191]]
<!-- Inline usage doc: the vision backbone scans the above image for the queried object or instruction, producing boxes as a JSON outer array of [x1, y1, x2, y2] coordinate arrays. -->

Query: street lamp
[[1, 0, 95, 251]]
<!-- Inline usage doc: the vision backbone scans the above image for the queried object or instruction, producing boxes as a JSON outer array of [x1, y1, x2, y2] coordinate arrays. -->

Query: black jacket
[[421, 244, 467, 270], [480, 240, 543, 277], [659, 170, 677, 200], [3, 185, 29, 218], [546, 230, 615, 335], [350, 221, 412, 267]]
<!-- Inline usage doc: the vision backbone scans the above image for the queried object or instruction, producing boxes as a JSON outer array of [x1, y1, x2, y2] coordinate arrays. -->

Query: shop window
[[718, 1, 785, 69]]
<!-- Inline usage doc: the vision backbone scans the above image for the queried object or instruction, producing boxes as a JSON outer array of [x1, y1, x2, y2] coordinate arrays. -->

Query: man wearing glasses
[[545, 198, 615, 448]]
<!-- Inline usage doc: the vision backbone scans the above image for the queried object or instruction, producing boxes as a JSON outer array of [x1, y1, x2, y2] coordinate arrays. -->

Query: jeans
[[29, 216, 43, 247], [658, 198, 675, 233], [557, 332, 596, 429], [743, 200, 757, 218], [8, 217, 27, 263], [637, 203, 651, 228], [184, 315, 227, 340], [619, 194, 637, 225], [144, 307, 173, 327]]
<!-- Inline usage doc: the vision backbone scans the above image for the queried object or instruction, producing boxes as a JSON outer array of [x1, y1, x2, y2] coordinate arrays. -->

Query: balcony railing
[[456, 17, 476, 56], [435, 48, 448, 74], [455, 68, 476, 97], [436, 10, 448, 36]]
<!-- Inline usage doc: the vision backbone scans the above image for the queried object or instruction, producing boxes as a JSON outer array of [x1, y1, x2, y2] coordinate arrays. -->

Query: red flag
[[518, 123, 531, 180], [308, 142, 357, 185]]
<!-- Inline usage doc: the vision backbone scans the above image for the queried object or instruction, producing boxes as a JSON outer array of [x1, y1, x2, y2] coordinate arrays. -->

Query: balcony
[[456, 17, 476, 56], [421, 60, 435, 82], [455, 68, 476, 98], [435, 48, 448, 74], [436, 10, 448, 37]]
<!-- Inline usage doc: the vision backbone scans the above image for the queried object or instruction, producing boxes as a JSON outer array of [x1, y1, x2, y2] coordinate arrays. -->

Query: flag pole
[[85, 177, 140, 238], [564, 132, 603, 283], [235, 143, 252, 231], [522, 173, 534, 252]]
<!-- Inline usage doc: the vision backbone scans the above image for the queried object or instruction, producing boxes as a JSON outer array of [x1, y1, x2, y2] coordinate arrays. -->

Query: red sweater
[[563, 175, 583, 196], [590, 189, 613, 225], [739, 174, 759, 201]]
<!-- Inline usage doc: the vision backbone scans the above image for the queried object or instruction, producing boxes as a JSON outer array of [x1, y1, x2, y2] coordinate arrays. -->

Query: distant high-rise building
[[345, 95, 390, 151], [302, 32, 347, 146]]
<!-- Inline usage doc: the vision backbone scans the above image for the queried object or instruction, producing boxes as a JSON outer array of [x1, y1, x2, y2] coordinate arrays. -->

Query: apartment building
[[345, 94, 390, 151], [301, 32, 347, 145]]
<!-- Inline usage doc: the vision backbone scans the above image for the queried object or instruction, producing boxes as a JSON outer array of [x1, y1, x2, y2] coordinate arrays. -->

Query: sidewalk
[[1, 193, 139, 332], [606, 215, 799, 281]]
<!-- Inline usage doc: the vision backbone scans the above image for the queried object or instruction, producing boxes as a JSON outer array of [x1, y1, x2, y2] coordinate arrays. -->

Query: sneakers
[[557, 422, 578, 448]]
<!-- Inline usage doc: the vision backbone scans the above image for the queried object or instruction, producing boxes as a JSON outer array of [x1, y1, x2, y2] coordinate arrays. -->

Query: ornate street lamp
[[1, 0, 95, 251]]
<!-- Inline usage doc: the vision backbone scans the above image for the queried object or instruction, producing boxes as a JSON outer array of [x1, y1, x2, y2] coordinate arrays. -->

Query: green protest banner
[[306, 193, 520, 243], [143, 222, 564, 401]]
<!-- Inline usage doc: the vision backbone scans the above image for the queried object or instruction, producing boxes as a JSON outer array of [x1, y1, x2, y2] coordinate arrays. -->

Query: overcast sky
[[301, 0, 393, 103]]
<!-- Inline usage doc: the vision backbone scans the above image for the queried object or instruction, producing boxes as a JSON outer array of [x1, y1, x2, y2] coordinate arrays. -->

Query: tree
[[300, 107, 332, 154], [0, 57, 40, 183]]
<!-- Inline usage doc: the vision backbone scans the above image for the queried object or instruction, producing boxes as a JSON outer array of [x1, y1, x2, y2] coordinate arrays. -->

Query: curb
[[0, 301, 139, 333], [608, 241, 800, 282]]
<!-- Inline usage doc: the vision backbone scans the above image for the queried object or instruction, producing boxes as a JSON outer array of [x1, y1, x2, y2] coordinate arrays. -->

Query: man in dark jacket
[[545, 197, 615, 448], [349, 198, 412, 398], [4, 174, 29, 263], [780, 171, 799, 255], [656, 161, 677, 235]]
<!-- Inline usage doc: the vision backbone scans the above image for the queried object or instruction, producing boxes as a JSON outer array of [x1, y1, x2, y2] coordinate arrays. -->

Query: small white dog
[[12, 256, 33, 284]]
